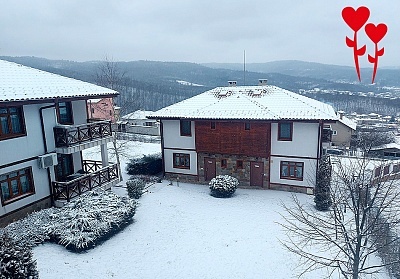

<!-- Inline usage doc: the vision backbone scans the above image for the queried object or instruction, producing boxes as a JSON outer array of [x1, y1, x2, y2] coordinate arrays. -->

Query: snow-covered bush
[[45, 189, 136, 251], [209, 175, 238, 198], [126, 153, 162, 175], [4, 208, 56, 248], [129, 174, 162, 183], [0, 232, 39, 279], [127, 178, 146, 199]]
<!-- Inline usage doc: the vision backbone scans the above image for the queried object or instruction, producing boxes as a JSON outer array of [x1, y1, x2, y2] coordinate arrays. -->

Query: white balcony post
[[100, 143, 109, 167]]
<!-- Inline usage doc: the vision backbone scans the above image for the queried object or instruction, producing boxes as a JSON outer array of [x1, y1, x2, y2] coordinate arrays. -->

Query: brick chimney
[[258, 79, 268, 86]]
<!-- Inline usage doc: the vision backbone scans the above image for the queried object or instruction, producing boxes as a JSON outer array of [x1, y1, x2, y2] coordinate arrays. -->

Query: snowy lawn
[[31, 144, 389, 278], [34, 182, 347, 279]]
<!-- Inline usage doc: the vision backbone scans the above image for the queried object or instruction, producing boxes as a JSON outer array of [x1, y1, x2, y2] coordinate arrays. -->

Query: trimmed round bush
[[126, 178, 146, 199], [209, 175, 238, 198]]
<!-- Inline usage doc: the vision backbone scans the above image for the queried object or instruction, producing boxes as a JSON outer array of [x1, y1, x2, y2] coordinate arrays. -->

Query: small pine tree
[[314, 155, 332, 211], [126, 178, 146, 199], [0, 232, 39, 279]]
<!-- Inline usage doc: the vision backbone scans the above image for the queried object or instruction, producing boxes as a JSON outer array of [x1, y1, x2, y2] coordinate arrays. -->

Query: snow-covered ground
[[33, 183, 326, 278], [31, 142, 390, 278], [176, 80, 204, 87]]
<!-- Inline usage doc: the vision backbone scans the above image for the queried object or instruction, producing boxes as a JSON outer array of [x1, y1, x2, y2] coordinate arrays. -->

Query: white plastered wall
[[269, 157, 317, 187], [162, 120, 197, 175], [270, 122, 320, 188]]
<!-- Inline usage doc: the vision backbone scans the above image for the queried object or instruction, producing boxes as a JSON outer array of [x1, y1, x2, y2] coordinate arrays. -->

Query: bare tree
[[351, 131, 395, 155], [94, 57, 130, 182], [280, 156, 400, 279]]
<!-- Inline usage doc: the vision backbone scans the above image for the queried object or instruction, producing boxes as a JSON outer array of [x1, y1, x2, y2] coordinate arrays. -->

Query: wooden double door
[[204, 157, 264, 187]]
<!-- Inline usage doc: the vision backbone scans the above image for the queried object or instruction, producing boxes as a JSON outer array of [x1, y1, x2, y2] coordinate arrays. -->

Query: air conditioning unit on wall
[[38, 153, 58, 169]]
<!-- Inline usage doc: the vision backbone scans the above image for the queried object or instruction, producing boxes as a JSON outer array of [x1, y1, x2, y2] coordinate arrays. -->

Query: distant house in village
[[0, 60, 120, 226], [325, 111, 357, 148], [369, 143, 400, 159], [149, 80, 338, 194], [117, 110, 160, 136], [87, 97, 118, 122]]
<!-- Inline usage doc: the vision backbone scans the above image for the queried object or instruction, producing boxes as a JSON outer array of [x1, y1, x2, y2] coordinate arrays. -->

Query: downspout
[[160, 120, 166, 177], [315, 121, 323, 190], [39, 104, 56, 206]]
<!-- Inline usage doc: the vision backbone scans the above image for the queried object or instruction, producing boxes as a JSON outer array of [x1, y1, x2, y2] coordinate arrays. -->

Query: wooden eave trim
[[148, 117, 337, 123], [0, 93, 119, 106]]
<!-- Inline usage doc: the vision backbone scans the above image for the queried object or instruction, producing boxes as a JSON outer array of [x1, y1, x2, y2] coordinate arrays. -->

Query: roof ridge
[[278, 86, 338, 120], [239, 91, 280, 119]]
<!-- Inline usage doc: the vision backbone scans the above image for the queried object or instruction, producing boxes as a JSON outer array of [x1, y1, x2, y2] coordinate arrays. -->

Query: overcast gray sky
[[1, 0, 399, 66]]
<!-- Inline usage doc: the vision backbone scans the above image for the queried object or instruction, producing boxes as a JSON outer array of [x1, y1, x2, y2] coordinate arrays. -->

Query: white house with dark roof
[[118, 110, 160, 135], [148, 81, 338, 194], [0, 60, 119, 226], [325, 111, 357, 148]]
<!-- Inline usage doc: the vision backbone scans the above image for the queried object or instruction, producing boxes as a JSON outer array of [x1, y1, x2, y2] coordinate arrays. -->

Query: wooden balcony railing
[[54, 120, 112, 148], [52, 163, 118, 202], [322, 128, 333, 142], [82, 160, 103, 173]]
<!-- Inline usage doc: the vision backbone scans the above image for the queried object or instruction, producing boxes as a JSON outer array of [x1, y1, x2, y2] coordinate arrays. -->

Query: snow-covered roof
[[370, 142, 400, 151], [0, 60, 117, 102], [149, 85, 338, 121], [88, 98, 104, 103], [122, 110, 155, 120], [338, 115, 357, 130]]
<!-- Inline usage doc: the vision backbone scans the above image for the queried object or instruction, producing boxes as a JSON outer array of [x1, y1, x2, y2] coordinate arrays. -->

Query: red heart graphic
[[365, 23, 388, 44], [342, 6, 370, 32]]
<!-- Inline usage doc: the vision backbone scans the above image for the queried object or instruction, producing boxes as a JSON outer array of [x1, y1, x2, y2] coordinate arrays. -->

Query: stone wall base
[[269, 183, 314, 195], [197, 152, 269, 187], [0, 197, 52, 228], [164, 173, 200, 184]]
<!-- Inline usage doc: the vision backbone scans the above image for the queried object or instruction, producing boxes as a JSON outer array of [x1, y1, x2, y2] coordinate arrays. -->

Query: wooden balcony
[[54, 120, 112, 148], [322, 128, 333, 142], [52, 161, 119, 205]]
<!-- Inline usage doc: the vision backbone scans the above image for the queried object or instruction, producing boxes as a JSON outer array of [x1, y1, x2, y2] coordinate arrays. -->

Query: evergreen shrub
[[0, 232, 39, 279], [126, 153, 162, 175], [126, 178, 146, 199], [209, 175, 238, 198], [314, 156, 332, 211]]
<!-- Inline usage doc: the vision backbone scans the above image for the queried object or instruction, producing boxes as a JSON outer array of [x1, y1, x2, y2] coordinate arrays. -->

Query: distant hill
[[1, 56, 399, 115], [0, 56, 376, 92], [203, 60, 400, 87]]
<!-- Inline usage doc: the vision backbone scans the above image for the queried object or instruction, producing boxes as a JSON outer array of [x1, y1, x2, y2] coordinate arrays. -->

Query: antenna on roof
[[243, 50, 246, 86]]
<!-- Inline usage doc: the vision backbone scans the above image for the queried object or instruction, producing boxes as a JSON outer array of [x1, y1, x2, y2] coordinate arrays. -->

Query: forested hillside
[[1, 56, 399, 116]]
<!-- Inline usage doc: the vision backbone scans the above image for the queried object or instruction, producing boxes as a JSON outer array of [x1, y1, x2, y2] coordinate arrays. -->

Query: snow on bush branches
[[209, 175, 238, 198], [0, 232, 39, 279], [127, 178, 146, 199], [46, 189, 136, 251], [3, 189, 136, 252]]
